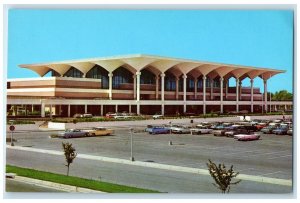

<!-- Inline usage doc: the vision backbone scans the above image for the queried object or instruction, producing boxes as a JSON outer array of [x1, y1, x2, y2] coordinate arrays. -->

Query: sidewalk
[[7, 175, 105, 193]]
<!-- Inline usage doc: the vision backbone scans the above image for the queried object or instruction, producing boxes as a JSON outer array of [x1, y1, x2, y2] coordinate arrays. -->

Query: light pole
[[9, 120, 15, 146], [130, 128, 134, 161], [169, 121, 172, 145]]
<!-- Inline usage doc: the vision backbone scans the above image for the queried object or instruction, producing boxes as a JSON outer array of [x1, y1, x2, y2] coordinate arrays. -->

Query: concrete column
[[155, 75, 159, 100], [183, 74, 187, 113], [210, 79, 214, 100], [84, 105, 87, 114], [203, 76, 206, 115], [100, 105, 103, 116], [41, 103, 45, 118], [59, 105, 62, 116], [161, 73, 165, 101], [31, 104, 34, 113], [68, 105, 70, 117], [136, 71, 141, 101], [250, 79, 254, 113], [161, 104, 165, 115], [264, 79, 268, 112], [194, 78, 198, 100], [175, 77, 179, 100], [220, 77, 224, 113], [133, 76, 137, 100], [115, 105, 118, 113], [108, 72, 113, 100], [236, 78, 239, 112], [129, 105, 132, 113], [82, 73, 86, 78]]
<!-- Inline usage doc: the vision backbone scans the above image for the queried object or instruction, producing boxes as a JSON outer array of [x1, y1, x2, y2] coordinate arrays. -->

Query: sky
[[7, 9, 294, 93]]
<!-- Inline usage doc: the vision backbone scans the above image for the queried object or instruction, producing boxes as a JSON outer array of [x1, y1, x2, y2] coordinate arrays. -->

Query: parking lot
[[8, 124, 293, 181]]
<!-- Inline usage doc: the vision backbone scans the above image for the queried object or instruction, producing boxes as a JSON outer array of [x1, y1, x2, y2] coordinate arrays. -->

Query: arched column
[[136, 71, 141, 101], [264, 79, 268, 112], [225, 80, 228, 100], [203, 75, 207, 115], [161, 73, 165, 101], [183, 74, 187, 113], [220, 77, 224, 113], [236, 78, 239, 112], [250, 79, 254, 113], [108, 72, 113, 100]]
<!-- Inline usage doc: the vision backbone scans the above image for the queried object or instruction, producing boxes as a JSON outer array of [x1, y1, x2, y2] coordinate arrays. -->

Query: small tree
[[206, 159, 241, 193], [62, 142, 77, 176]]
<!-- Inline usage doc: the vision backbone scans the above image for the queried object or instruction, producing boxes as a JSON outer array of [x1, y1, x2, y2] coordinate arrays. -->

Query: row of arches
[[49, 65, 223, 91]]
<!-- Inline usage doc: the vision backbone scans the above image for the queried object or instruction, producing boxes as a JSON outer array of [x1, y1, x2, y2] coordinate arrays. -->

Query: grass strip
[[6, 165, 160, 193]]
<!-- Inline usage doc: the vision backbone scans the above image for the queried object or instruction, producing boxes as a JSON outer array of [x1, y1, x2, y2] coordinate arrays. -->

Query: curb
[[12, 176, 105, 193]]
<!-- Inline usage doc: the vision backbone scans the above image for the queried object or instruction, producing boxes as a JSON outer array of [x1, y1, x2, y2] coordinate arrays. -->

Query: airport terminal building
[[7, 54, 292, 117]]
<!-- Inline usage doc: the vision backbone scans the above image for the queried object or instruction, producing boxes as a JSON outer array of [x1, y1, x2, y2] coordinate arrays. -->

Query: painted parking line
[[7, 145, 292, 187]]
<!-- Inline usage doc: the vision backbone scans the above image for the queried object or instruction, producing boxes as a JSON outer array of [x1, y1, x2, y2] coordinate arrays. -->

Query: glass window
[[86, 65, 109, 89], [64, 67, 83, 78], [141, 69, 155, 84], [112, 67, 133, 89]]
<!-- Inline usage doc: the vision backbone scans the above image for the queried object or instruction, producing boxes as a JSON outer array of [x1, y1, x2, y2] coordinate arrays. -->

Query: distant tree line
[[267, 90, 293, 101]]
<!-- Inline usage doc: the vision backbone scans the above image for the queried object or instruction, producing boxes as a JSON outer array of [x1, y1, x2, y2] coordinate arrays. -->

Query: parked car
[[234, 134, 260, 141], [287, 128, 293, 136], [190, 126, 213, 135], [58, 129, 88, 139], [148, 127, 170, 134], [260, 125, 277, 134], [84, 127, 114, 136], [172, 126, 191, 134], [153, 114, 163, 119], [105, 112, 116, 118], [224, 125, 248, 137], [114, 113, 130, 119], [82, 113, 93, 118], [273, 127, 288, 135]]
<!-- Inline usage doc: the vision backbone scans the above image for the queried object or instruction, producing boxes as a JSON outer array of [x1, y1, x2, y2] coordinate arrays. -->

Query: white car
[[153, 114, 163, 119], [190, 126, 212, 134], [172, 126, 191, 134]]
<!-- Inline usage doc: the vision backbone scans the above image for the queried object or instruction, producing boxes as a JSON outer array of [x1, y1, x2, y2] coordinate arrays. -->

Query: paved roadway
[[5, 178, 64, 192], [5, 121, 293, 194]]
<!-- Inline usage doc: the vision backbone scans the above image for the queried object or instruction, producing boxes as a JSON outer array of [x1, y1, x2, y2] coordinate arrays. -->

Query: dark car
[[148, 127, 170, 135], [273, 127, 288, 135], [261, 125, 277, 134]]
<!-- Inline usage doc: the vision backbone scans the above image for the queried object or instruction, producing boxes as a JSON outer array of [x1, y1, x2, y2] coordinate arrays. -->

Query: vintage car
[[273, 127, 288, 135], [190, 126, 213, 135], [148, 127, 170, 134], [58, 129, 88, 139], [105, 112, 116, 118], [224, 125, 248, 137], [234, 134, 260, 141], [153, 113, 163, 119], [260, 125, 277, 134], [84, 127, 114, 136], [287, 128, 293, 136], [172, 126, 191, 134], [113, 113, 131, 119]]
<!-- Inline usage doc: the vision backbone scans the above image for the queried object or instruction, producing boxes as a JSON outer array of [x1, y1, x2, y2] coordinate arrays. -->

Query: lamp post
[[169, 121, 172, 145], [130, 128, 134, 161]]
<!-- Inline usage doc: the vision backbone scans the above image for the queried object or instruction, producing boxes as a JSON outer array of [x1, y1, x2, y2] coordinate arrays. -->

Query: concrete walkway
[[9, 176, 105, 193], [7, 145, 292, 187]]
